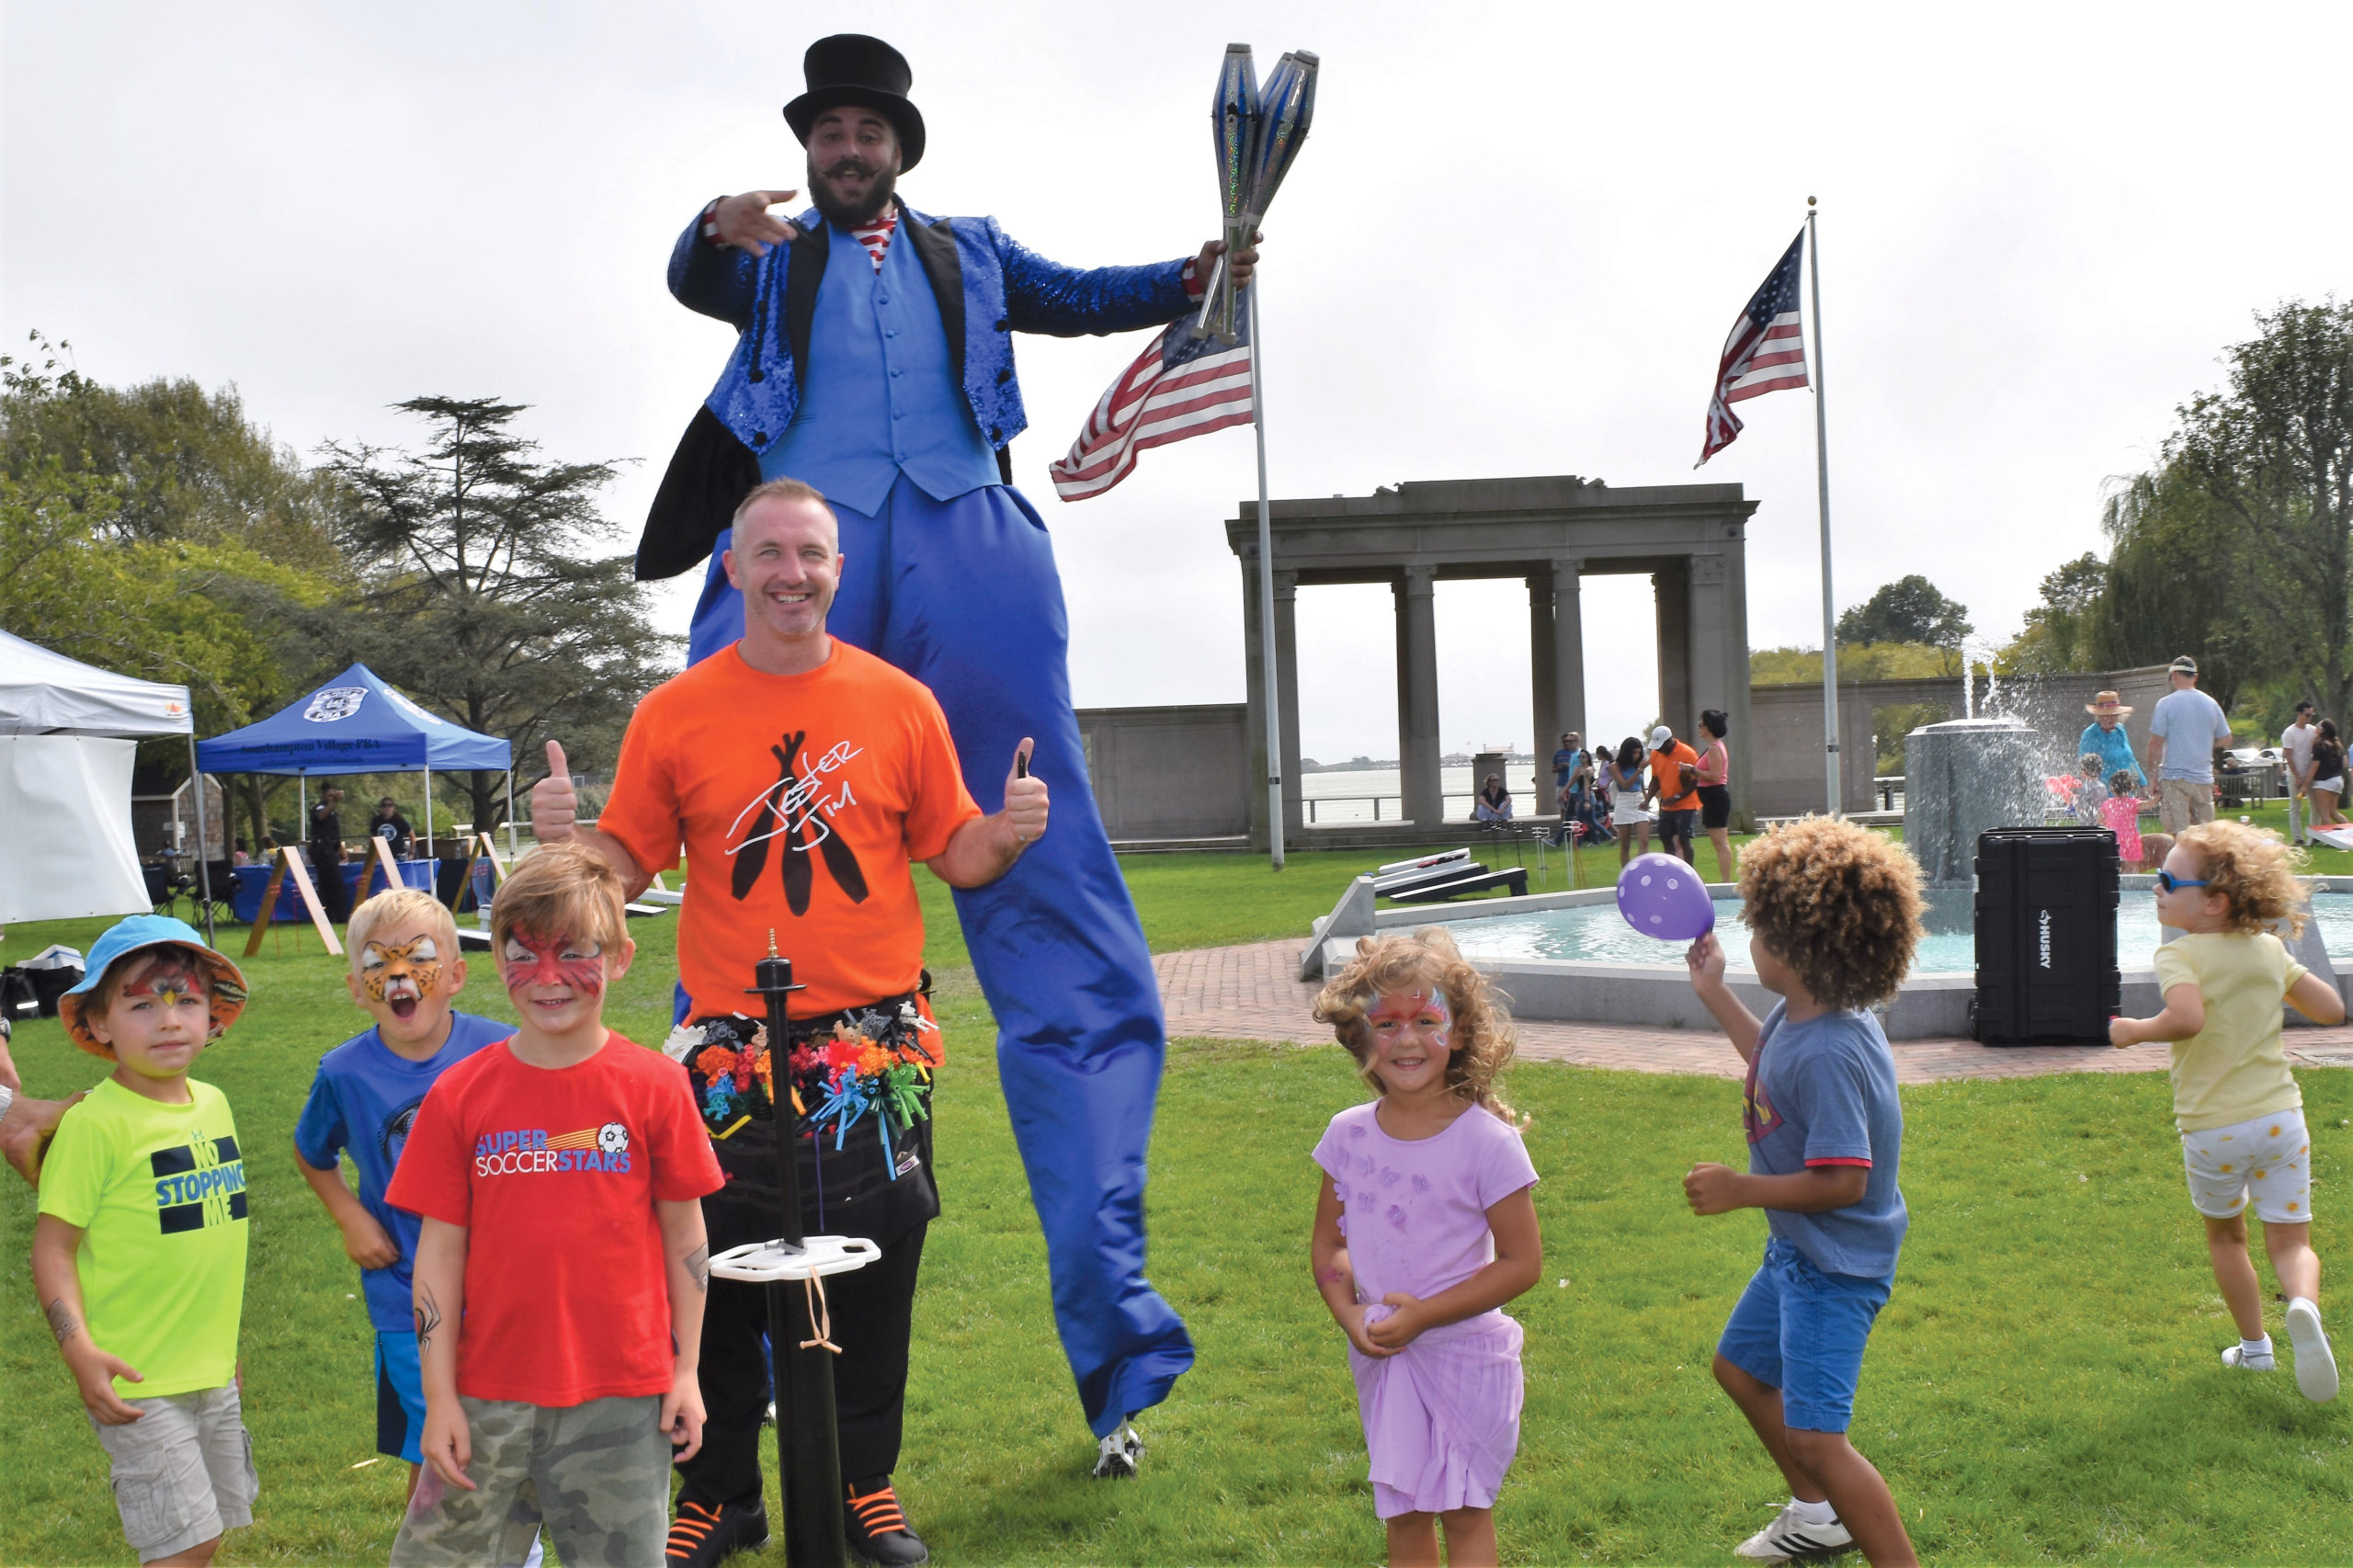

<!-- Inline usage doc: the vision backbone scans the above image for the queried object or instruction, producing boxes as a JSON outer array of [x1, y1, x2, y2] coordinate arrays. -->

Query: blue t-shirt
[[1743, 1002, 1906, 1279], [2148, 687, 2233, 782], [293, 1011, 513, 1331], [1552, 746, 1585, 790]]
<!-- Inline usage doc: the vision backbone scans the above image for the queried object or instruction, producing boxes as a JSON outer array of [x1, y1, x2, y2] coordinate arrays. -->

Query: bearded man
[[633, 30, 1257, 1556]]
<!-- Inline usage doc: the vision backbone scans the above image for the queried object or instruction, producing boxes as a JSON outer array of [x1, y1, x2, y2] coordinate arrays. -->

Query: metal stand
[[722, 937, 854, 1568]]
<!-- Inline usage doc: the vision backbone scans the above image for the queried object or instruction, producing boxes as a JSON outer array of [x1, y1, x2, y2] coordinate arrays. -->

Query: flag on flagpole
[[1697, 230, 1809, 466], [1050, 311, 1255, 501]]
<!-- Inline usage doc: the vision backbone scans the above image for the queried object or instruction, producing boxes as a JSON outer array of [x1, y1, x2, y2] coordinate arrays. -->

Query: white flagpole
[[1249, 279, 1284, 870], [1806, 197, 1840, 817]]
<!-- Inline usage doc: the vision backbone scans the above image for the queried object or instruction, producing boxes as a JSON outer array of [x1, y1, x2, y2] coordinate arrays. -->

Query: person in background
[[1551, 733, 1588, 846], [1609, 737, 1653, 866], [374, 798, 415, 862], [2076, 691, 2144, 798], [2308, 719, 2345, 831], [1694, 710, 1736, 883], [2100, 771, 2147, 872], [2064, 754, 2108, 828], [1645, 724, 1703, 867], [232, 839, 251, 869], [2282, 700, 2321, 846], [310, 786, 352, 926], [2145, 657, 2234, 835], [1474, 774, 1514, 824]]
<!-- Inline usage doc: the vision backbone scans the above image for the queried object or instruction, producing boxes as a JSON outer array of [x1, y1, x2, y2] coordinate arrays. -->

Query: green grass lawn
[[6, 842, 2353, 1564]]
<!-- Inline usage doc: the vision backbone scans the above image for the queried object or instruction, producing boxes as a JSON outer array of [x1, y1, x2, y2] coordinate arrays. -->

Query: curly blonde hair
[[2173, 820, 2310, 936], [1313, 927, 1521, 1123], [1737, 817, 1926, 1010]]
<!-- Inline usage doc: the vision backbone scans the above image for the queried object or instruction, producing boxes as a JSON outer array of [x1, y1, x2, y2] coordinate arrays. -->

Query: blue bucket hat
[[59, 915, 249, 1059]]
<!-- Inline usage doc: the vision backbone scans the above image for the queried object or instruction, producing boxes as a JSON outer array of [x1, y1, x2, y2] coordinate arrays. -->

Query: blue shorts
[[376, 1330, 425, 1464], [1716, 1238, 1893, 1434]]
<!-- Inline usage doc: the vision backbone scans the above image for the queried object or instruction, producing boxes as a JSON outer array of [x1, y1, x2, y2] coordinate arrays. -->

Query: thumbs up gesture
[[1004, 739, 1049, 847], [531, 740, 579, 844]]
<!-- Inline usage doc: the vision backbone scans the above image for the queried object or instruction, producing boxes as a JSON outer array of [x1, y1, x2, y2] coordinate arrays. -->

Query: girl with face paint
[[1306, 931, 1543, 1566]]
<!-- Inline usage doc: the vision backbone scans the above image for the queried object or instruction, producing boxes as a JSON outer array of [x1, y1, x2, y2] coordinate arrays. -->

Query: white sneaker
[[1733, 1504, 1853, 1562], [1089, 1420, 1142, 1479], [2222, 1344, 2276, 1371], [2286, 1299, 2339, 1403]]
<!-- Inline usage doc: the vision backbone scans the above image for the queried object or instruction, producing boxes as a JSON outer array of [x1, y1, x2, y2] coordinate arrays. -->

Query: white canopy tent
[[0, 628, 214, 938]]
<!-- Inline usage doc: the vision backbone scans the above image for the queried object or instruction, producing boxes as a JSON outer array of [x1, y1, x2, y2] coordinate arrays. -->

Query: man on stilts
[[634, 31, 1256, 1557]]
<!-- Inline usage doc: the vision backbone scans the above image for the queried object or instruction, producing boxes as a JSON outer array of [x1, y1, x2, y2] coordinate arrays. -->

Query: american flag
[[1697, 230, 1809, 466], [1050, 312, 1254, 501]]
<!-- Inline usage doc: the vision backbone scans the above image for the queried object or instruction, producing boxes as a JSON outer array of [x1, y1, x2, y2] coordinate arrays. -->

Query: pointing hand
[[531, 740, 578, 845], [712, 189, 804, 256], [1004, 739, 1049, 848]]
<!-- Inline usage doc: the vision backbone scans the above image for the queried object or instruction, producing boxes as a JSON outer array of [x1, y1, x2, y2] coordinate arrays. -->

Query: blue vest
[[760, 221, 999, 515]]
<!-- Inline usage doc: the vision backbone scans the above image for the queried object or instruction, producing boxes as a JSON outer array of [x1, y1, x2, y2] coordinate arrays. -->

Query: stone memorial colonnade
[[1226, 475, 1758, 843]]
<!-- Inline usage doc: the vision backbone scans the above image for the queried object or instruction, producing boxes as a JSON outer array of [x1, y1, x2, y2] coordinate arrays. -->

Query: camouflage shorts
[[389, 1395, 670, 1568]]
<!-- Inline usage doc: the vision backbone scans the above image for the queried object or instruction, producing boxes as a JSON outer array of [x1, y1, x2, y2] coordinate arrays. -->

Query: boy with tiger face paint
[[292, 890, 516, 1504]]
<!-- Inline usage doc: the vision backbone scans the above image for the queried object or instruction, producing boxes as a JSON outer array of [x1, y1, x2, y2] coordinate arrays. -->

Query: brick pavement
[[1155, 939, 2353, 1085]]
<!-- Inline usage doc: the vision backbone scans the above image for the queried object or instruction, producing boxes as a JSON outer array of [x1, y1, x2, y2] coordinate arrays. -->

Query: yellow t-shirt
[[37, 1077, 249, 1396], [2151, 931, 2307, 1132]]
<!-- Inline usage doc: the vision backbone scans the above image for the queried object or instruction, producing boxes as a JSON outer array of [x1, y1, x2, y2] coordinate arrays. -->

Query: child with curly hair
[[2109, 820, 2343, 1402], [1682, 818, 1922, 1567], [1310, 929, 1541, 1567]]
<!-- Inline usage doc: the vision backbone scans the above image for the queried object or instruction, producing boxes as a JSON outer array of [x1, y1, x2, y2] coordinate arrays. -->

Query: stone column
[[1395, 565, 1443, 824], [1654, 561, 1691, 733], [1529, 574, 1555, 778], [1551, 557, 1586, 745], [1688, 553, 1729, 727], [1273, 570, 1302, 836]]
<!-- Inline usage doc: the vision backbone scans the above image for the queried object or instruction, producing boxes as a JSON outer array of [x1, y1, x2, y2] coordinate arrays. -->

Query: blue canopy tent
[[195, 664, 516, 888]]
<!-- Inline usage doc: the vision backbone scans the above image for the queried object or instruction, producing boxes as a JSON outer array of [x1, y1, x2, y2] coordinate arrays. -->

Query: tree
[[318, 397, 679, 833], [1, 337, 349, 847], [1836, 575, 1973, 652], [2002, 553, 2108, 674]]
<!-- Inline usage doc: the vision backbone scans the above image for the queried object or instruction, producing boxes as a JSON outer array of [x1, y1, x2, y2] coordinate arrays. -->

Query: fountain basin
[[1310, 877, 2353, 1041]]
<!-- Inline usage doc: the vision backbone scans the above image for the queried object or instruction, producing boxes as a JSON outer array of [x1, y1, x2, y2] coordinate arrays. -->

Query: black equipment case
[[1972, 826, 2120, 1045]]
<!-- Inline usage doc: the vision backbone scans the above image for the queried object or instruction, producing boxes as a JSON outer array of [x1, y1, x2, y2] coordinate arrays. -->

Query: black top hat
[[784, 35, 926, 171]]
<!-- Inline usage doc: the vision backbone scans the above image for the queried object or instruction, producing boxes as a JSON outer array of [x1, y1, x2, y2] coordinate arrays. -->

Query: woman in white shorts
[[1608, 736, 1653, 866]]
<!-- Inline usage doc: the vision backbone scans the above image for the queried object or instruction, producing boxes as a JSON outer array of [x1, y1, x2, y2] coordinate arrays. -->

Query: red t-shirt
[[384, 1033, 723, 1406], [597, 641, 983, 1018]]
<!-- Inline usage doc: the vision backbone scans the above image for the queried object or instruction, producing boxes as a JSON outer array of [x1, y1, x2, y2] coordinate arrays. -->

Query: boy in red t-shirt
[[386, 845, 724, 1568]]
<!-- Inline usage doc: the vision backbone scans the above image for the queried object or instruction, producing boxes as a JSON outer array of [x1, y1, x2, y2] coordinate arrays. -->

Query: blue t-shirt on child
[[1744, 1002, 1907, 1279], [294, 1011, 512, 1332]]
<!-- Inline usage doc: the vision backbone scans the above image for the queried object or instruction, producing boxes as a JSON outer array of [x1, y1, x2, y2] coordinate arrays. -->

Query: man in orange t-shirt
[[1646, 723, 1704, 865], [532, 478, 1045, 1562]]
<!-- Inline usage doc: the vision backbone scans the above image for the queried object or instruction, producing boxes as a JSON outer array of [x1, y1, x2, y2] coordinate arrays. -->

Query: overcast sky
[[8, 2, 2350, 762]]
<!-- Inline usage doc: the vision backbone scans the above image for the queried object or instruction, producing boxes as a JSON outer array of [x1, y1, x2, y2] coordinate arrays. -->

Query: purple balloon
[[1615, 853, 1716, 941]]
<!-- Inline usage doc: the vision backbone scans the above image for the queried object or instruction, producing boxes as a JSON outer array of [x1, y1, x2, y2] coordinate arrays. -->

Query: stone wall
[[1075, 704, 1251, 842]]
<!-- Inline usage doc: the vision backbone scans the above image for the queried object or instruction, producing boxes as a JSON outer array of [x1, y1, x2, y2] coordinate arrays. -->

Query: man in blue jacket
[[636, 32, 1255, 1562]]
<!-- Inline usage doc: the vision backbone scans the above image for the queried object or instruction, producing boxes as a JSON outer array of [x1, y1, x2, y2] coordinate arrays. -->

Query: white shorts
[[2181, 1108, 2313, 1224], [1612, 801, 1653, 827], [2315, 777, 2346, 797]]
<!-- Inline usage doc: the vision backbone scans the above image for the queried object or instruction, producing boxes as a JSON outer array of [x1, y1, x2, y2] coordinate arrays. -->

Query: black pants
[[311, 850, 351, 923], [675, 1221, 928, 1505]]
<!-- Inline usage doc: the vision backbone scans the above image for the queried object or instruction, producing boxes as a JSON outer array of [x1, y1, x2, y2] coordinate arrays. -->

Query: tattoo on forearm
[[415, 1288, 442, 1355], [46, 1298, 81, 1346], [685, 1244, 710, 1295]]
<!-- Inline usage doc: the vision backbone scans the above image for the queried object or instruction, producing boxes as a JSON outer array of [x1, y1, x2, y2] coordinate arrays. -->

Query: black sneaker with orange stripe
[[665, 1498, 769, 1568], [844, 1475, 928, 1565]]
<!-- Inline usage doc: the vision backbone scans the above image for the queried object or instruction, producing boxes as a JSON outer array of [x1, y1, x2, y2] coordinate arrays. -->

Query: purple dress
[[1313, 1099, 1540, 1518]]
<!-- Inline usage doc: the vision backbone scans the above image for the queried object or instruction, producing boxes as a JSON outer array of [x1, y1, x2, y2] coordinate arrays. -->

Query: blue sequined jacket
[[635, 200, 1191, 580]]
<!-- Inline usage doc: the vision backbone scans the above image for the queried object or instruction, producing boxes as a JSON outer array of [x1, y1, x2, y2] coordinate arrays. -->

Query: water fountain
[[1902, 715, 2046, 930]]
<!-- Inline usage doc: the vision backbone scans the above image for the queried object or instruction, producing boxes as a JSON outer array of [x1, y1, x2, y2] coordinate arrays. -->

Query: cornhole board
[[2307, 824, 2353, 852], [243, 846, 343, 958]]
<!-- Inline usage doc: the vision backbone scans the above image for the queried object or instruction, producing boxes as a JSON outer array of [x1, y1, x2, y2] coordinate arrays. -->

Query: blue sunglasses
[[2155, 869, 2210, 893]]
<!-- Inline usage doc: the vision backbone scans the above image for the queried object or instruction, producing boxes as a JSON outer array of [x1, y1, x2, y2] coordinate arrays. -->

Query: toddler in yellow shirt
[[2111, 820, 2341, 1402]]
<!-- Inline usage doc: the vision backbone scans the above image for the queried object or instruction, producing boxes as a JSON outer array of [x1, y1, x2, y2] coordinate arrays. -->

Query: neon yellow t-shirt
[[38, 1077, 249, 1396], [2151, 931, 2307, 1133]]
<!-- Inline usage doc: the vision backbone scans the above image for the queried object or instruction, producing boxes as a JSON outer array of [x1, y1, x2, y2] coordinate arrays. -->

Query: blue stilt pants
[[688, 476, 1194, 1436]]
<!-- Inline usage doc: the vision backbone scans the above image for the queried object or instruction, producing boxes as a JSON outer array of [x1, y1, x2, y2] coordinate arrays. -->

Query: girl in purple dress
[[1311, 930, 1543, 1566]]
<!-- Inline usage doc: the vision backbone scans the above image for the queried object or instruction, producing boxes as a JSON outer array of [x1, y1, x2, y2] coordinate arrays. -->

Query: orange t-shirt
[[598, 642, 982, 1017], [1651, 741, 1702, 812]]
